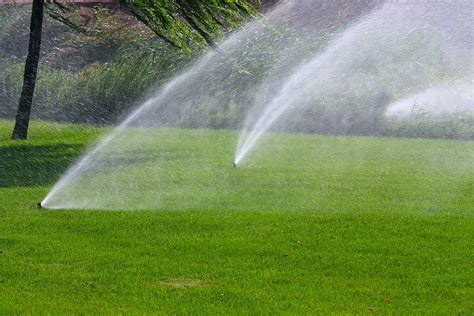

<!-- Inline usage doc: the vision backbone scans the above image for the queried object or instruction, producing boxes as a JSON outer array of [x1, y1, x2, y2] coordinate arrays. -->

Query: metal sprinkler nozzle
[[232, 162, 237, 168], [36, 202, 43, 209]]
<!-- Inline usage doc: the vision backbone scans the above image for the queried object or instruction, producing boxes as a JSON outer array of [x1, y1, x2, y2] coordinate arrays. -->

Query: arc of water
[[234, 70, 304, 165], [235, 0, 467, 165], [41, 52, 215, 207]]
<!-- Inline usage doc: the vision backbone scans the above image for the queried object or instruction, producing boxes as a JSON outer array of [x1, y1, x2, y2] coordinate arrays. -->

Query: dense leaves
[[119, 0, 259, 50]]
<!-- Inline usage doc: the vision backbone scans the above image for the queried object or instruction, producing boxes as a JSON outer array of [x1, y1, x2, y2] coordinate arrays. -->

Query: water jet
[[235, 0, 473, 164]]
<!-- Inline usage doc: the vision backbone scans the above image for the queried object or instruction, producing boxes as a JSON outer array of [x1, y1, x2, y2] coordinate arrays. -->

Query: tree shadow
[[0, 143, 84, 188], [0, 143, 167, 188]]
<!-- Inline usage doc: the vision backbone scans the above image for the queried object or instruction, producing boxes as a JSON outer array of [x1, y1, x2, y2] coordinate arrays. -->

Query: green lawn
[[0, 120, 473, 314]]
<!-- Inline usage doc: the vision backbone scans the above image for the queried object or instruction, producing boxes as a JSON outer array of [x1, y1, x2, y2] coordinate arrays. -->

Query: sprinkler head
[[232, 162, 237, 168], [36, 202, 43, 209]]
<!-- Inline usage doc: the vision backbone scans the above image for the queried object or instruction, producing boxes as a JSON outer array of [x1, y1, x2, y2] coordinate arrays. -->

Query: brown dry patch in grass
[[30, 263, 72, 270], [153, 278, 210, 289]]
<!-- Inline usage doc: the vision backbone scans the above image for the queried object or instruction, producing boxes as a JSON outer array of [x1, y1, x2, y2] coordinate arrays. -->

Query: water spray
[[39, 0, 472, 210]]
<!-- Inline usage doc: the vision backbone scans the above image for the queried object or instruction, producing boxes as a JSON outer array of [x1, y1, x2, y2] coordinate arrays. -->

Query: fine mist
[[42, 0, 473, 210], [235, 0, 473, 164]]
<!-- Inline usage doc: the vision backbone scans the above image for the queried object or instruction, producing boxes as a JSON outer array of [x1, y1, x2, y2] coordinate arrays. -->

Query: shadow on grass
[[0, 144, 84, 187]]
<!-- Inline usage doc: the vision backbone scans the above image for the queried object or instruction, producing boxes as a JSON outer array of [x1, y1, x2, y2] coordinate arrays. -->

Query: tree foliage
[[43, 0, 260, 50], [119, 0, 259, 50]]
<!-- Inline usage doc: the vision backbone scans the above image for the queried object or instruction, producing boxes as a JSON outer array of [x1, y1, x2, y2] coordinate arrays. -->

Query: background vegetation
[[0, 4, 472, 139]]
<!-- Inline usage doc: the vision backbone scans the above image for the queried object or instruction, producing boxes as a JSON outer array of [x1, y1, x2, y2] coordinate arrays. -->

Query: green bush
[[385, 114, 474, 140]]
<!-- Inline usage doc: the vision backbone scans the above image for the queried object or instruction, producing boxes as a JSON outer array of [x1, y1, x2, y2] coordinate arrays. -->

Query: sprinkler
[[232, 162, 237, 168], [36, 202, 43, 209]]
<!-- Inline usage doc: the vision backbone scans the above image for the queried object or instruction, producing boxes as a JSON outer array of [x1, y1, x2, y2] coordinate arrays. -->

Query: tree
[[11, 0, 44, 140], [11, 0, 259, 140]]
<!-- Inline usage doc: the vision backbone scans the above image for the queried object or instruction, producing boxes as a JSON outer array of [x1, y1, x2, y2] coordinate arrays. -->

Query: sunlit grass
[[0, 120, 472, 314]]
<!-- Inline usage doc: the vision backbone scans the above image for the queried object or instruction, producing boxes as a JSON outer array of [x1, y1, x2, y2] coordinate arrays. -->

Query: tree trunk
[[11, 0, 44, 140]]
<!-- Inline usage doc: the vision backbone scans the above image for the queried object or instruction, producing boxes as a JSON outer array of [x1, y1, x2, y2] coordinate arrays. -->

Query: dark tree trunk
[[11, 0, 44, 140]]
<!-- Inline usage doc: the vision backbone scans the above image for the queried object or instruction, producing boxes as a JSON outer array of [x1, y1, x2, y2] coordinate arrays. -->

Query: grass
[[0, 119, 473, 314]]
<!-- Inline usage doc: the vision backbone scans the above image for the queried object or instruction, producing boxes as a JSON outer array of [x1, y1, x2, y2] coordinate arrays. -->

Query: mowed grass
[[0, 120, 472, 314]]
